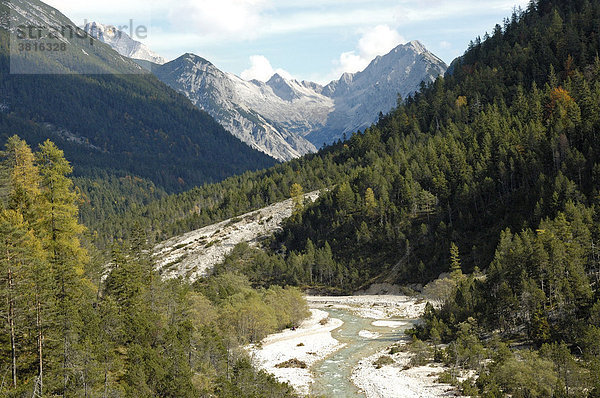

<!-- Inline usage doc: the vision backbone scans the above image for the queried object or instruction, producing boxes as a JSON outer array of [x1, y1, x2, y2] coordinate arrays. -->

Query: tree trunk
[[7, 267, 17, 388], [36, 297, 43, 395], [83, 366, 88, 398], [103, 365, 108, 398]]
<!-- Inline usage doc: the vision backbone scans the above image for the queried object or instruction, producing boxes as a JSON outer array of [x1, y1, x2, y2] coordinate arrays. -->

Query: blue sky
[[44, 0, 530, 84]]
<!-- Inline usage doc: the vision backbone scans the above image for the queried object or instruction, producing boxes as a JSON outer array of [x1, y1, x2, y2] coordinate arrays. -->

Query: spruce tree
[[450, 242, 463, 279]]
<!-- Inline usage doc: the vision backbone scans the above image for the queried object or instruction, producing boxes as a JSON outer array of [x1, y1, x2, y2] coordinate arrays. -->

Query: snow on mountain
[[84, 22, 166, 65], [308, 40, 447, 145], [3, 0, 144, 74], [153, 41, 446, 158], [5, 2, 445, 159], [154, 54, 323, 161]]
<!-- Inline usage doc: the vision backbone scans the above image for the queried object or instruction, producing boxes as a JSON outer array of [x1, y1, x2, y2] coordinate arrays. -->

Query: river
[[310, 307, 415, 397], [249, 295, 455, 398]]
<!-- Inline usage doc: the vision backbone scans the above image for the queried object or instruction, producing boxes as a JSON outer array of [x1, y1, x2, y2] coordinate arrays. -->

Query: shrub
[[275, 358, 307, 369], [373, 355, 395, 369]]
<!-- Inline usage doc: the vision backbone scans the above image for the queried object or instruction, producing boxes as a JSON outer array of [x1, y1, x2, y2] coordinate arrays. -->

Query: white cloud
[[263, 7, 399, 36], [439, 40, 452, 49], [42, 0, 534, 82], [334, 24, 405, 75], [358, 24, 405, 61], [44, 0, 532, 40], [168, 0, 269, 39], [337, 51, 365, 75], [240, 55, 293, 81]]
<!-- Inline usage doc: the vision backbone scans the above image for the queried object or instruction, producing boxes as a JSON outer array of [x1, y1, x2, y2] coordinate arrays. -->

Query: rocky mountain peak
[[266, 73, 303, 101], [406, 40, 427, 53], [151, 41, 446, 158], [84, 21, 166, 65], [180, 53, 213, 67]]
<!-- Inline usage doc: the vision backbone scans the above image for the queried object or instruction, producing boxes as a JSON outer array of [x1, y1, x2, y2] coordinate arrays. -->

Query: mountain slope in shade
[[84, 22, 166, 65], [0, 0, 276, 192], [154, 54, 322, 161]]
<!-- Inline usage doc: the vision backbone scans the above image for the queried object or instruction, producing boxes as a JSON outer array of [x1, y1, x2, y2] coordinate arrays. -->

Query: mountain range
[[0, 0, 275, 191], [155, 42, 447, 160], [88, 23, 447, 160], [2, 0, 447, 179], [154, 55, 322, 160]]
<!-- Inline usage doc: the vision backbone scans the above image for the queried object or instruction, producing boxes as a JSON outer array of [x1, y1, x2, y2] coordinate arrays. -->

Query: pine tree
[[450, 242, 463, 279]]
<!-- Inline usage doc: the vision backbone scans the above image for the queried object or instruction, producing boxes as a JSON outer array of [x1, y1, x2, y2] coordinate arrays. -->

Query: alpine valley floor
[[249, 295, 463, 397]]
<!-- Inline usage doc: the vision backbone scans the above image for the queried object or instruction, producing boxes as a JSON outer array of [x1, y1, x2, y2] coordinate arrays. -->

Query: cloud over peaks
[[336, 24, 405, 75], [240, 55, 293, 81]]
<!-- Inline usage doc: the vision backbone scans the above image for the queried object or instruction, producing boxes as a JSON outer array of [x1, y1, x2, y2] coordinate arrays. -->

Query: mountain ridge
[[84, 21, 166, 65], [151, 41, 446, 159], [81, 20, 447, 159], [154, 53, 322, 160], [0, 0, 276, 192], [307, 40, 447, 145]]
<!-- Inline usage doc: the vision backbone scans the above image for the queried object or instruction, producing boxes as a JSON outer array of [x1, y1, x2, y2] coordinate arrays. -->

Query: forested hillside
[[270, 0, 600, 395], [103, 0, 600, 284], [0, 0, 275, 194], [0, 137, 304, 397], [97, 1, 600, 395]]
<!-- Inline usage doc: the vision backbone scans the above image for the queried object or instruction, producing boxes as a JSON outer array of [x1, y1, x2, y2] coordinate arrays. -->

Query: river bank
[[247, 308, 345, 395], [248, 294, 461, 397], [351, 341, 456, 398]]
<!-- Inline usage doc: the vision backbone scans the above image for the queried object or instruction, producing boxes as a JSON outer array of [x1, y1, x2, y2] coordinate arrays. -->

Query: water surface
[[310, 308, 414, 397]]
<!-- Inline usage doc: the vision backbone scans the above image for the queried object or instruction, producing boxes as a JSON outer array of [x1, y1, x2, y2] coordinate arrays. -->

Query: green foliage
[[408, 338, 432, 367], [84, 151, 343, 249], [0, 23, 275, 194], [0, 138, 299, 397], [290, 183, 304, 214], [373, 355, 395, 369], [492, 351, 558, 398], [449, 243, 462, 278], [198, 271, 308, 344]]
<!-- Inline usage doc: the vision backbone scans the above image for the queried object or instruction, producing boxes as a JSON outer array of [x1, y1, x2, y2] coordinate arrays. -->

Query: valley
[[2, 0, 600, 397], [250, 295, 459, 398]]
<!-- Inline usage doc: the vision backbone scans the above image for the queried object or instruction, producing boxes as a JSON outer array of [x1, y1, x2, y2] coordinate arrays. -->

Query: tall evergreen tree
[[0, 135, 41, 222], [35, 140, 89, 396]]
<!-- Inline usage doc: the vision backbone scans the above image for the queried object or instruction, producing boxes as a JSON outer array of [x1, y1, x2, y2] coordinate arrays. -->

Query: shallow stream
[[310, 308, 415, 397]]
